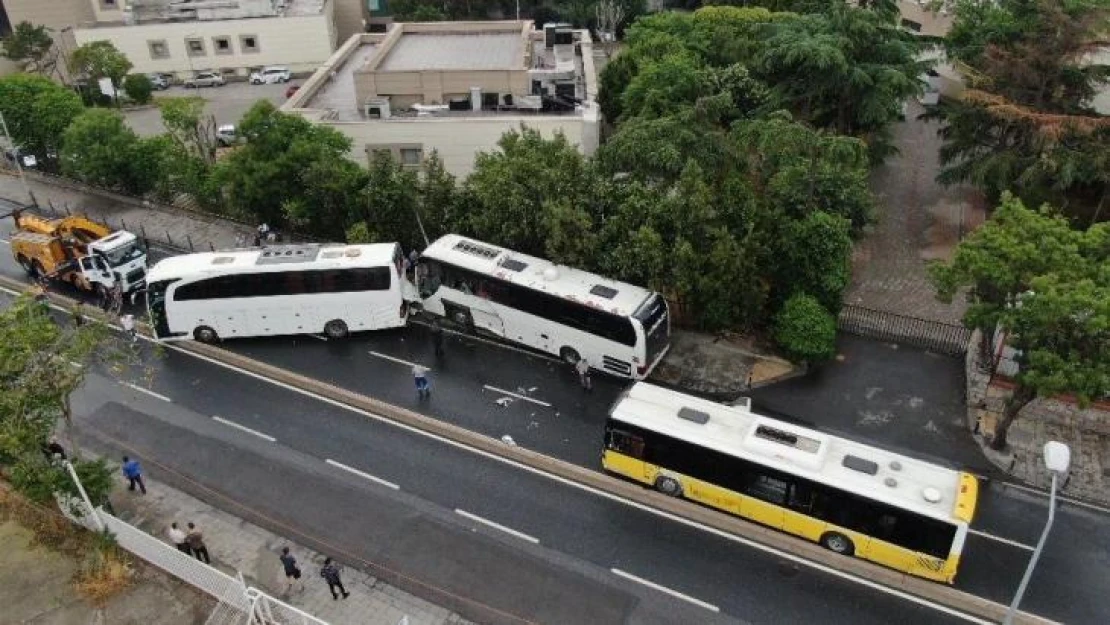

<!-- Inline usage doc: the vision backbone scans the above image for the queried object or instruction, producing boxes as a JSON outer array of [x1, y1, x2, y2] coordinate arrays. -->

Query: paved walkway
[[845, 100, 984, 325], [108, 469, 471, 625]]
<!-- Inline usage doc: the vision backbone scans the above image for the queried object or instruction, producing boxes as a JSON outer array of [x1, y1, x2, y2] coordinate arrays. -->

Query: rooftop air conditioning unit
[[364, 98, 390, 119]]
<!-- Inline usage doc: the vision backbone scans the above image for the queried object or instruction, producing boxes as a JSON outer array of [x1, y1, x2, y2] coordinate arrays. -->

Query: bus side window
[[606, 429, 645, 459], [788, 482, 815, 513]]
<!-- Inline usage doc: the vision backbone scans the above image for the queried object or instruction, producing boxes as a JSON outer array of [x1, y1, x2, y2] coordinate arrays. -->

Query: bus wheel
[[193, 326, 220, 343], [654, 475, 682, 498], [17, 255, 33, 275], [820, 532, 854, 556], [324, 319, 349, 339], [560, 347, 581, 364], [31, 260, 46, 279]]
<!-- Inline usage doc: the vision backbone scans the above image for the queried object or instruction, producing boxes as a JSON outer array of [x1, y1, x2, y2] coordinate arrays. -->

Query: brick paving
[[844, 100, 985, 325]]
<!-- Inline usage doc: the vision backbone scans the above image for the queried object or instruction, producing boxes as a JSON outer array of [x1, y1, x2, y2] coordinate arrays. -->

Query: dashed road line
[[212, 416, 276, 442], [325, 459, 400, 490], [121, 381, 171, 402], [968, 529, 1034, 551], [611, 568, 720, 613], [368, 350, 426, 369], [482, 385, 552, 408], [455, 509, 540, 544]]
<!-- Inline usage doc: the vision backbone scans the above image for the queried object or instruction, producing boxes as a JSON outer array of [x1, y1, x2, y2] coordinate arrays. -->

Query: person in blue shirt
[[122, 456, 146, 494]]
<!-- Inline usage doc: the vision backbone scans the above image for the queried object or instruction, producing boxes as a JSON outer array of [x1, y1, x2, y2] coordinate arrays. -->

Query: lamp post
[[1003, 441, 1070, 625]]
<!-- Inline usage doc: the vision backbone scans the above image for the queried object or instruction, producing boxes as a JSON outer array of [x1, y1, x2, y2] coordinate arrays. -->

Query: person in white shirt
[[575, 357, 592, 391], [412, 364, 430, 398], [120, 313, 136, 342], [168, 522, 190, 555]]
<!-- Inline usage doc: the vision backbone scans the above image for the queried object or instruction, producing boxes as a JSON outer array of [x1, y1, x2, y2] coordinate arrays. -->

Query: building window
[[100, 0, 118, 8], [148, 40, 170, 59], [399, 148, 423, 167], [239, 34, 260, 53], [367, 147, 392, 163], [185, 38, 206, 57], [212, 36, 232, 55]]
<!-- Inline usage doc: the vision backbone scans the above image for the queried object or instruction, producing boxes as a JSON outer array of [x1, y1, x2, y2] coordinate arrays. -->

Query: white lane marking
[[368, 350, 427, 369], [325, 459, 400, 490], [455, 509, 540, 544], [212, 416, 276, 442], [482, 385, 552, 408], [611, 568, 719, 613], [121, 381, 171, 402], [162, 343, 1003, 625], [967, 529, 1034, 551], [1000, 481, 1110, 515]]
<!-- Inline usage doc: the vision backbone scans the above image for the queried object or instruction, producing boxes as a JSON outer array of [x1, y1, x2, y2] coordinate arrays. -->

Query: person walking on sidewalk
[[320, 558, 349, 600], [412, 363, 430, 398], [186, 522, 210, 563], [168, 522, 190, 555], [575, 356, 592, 391], [121, 456, 146, 494], [279, 547, 304, 594]]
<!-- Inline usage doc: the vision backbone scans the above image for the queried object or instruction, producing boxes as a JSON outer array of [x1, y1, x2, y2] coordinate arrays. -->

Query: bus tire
[[820, 532, 854, 556], [17, 255, 33, 275], [31, 260, 46, 280], [654, 475, 682, 498], [324, 319, 349, 339], [560, 347, 581, 365], [193, 326, 220, 343]]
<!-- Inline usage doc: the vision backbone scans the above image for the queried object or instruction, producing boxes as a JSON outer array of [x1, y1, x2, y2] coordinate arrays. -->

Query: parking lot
[[123, 81, 293, 137]]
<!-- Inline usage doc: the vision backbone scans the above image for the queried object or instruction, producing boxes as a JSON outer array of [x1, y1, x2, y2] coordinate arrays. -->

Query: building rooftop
[[87, 0, 324, 26], [377, 32, 525, 72], [306, 43, 379, 117]]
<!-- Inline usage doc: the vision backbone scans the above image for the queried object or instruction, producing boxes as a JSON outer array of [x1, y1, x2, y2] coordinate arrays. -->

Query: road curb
[[0, 276, 1057, 625]]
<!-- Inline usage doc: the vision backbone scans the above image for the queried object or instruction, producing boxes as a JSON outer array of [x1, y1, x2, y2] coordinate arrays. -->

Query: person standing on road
[[412, 363, 430, 398], [430, 321, 444, 358], [71, 301, 86, 327], [168, 522, 190, 555], [320, 557, 349, 600], [279, 547, 304, 594], [186, 522, 210, 563], [575, 356, 592, 391], [121, 456, 146, 494]]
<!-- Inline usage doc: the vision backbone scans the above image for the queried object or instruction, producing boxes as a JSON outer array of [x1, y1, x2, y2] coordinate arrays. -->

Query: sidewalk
[[0, 168, 795, 396], [107, 471, 472, 625]]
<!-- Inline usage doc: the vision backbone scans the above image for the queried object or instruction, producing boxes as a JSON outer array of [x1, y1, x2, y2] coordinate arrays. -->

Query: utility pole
[[0, 110, 39, 207]]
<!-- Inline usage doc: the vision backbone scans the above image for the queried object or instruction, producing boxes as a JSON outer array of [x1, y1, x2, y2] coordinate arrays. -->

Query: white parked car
[[184, 72, 225, 88], [249, 66, 291, 85], [215, 124, 239, 147]]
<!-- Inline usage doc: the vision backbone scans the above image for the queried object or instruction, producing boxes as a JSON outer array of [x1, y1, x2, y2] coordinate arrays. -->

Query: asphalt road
[[2, 215, 1108, 624]]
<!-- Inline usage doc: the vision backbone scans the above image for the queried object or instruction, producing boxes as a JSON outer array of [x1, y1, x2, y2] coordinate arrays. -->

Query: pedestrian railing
[[837, 304, 971, 356], [56, 495, 327, 625]]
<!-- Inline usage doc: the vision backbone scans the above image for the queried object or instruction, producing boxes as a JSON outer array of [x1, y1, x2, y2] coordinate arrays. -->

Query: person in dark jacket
[[320, 557, 349, 600], [186, 522, 210, 563], [430, 321, 444, 358], [279, 547, 303, 594]]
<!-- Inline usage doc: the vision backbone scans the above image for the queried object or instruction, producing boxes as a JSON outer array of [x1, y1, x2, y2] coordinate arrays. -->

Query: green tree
[[130, 135, 209, 203], [0, 22, 61, 78], [993, 273, 1110, 449], [69, 40, 133, 107], [346, 152, 422, 249], [0, 73, 84, 169], [158, 96, 218, 164], [0, 296, 116, 507], [935, 0, 1110, 220], [418, 152, 462, 241], [621, 52, 707, 119], [596, 109, 728, 183], [930, 194, 1087, 370], [60, 109, 149, 193], [122, 73, 153, 105], [773, 211, 853, 311], [773, 293, 838, 363]]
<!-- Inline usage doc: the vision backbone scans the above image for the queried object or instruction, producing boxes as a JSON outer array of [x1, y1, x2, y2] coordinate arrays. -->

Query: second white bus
[[415, 234, 670, 379], [145, 243, 409, 342]]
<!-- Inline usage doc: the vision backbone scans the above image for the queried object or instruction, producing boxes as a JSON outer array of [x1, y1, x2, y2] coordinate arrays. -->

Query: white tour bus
[[415, 234, 671, 379], [145, 243, 410, 342]]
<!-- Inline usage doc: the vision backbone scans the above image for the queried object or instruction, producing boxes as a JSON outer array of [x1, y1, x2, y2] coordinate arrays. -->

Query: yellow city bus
[[602, 383, 979, 583]]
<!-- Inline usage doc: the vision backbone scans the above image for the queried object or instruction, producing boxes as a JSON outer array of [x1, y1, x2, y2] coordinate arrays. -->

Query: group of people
[[167, 521, 211, 564], [279, 546, 350, 601]]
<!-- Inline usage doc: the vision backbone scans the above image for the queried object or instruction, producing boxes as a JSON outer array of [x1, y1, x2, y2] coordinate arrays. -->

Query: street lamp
[[1004, 441, 1070, 625]]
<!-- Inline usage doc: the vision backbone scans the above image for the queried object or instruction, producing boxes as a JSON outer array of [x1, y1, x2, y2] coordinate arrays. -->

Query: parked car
[[250, 66, 291, 85], [147, 73, 172, 90], [285, 84, 300, 98], [215, 124, 239, 147], [184, 72, 225, 88]]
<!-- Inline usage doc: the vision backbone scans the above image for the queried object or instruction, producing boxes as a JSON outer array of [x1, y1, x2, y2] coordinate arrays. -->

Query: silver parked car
[[184, 71, 225, 88], [147, 73, 172, 90]]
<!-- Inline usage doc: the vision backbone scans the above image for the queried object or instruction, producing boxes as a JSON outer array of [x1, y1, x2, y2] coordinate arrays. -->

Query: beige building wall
[[308, 114, 597, 177], [331, 0, 365, 43], [2, 0, 95, 82], [73, 13, 336, 78]]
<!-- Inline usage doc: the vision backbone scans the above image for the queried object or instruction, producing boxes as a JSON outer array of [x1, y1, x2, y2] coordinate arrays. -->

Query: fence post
[[186, 234, 194, 251], [64, 202, 71, 216], [121, 218, 127, 231], [166, 230, 173, 247], [209, 242, 215, 252], [63, 460, 105, 532], [140, 223, 147, 239]]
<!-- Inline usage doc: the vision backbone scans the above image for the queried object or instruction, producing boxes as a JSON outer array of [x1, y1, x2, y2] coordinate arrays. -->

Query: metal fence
[[837, 304, 971, 356], [57, 495, 327, 625]]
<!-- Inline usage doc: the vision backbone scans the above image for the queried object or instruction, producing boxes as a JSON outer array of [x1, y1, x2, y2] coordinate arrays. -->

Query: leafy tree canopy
[[0, 22, 60, 78], [0, 73, 83, 167], [60, 109, 148, 193], [69, 40, 133, 105]]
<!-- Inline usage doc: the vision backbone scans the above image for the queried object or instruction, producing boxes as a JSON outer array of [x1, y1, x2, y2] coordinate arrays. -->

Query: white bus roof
[[421, 234, 656, 317], [610, 383, 966, 524], [147, 243, 398, 283]]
